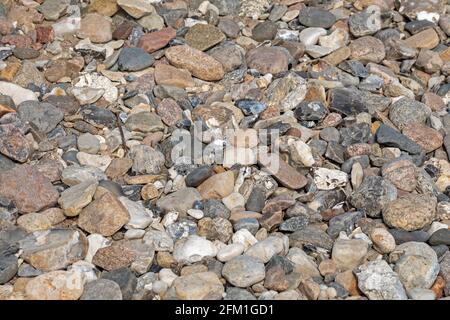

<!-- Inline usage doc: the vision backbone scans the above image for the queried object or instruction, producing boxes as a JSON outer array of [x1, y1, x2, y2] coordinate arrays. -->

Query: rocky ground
[[0, 0, 450, 301]]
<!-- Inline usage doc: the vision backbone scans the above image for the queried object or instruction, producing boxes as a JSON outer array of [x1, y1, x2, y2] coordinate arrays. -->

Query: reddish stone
[[1, 34, 33, 48], [35, 26, 54, 44], [0, 124, 32, 163], [402, 122, 443, 153], [156, 98, 183, 126], [113, 21, 134, 40], [0, 164, 59, 214], [138, 27, 176, 53], [92, 243, 136, 271]]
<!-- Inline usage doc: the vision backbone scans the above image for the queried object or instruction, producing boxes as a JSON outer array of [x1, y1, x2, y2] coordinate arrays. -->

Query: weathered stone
[[78, 192, 130, 236]]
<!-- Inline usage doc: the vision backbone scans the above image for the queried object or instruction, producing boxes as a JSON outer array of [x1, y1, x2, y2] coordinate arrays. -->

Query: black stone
[[376, 124, 423, 155]]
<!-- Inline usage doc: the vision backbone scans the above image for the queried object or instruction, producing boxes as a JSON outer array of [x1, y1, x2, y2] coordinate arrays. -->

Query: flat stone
[[332, 239, 368, 271], [222, 255, 265, 288], [92, 244, 135, 271], [166, 272, 224, 300], [313, 168, 348, 191], [77, 13, 112, 43], [208, 42, 245, 72], [125, 112, 164, 133], [118, 47, 154, 71], [80, 279, 122, 300], [299, 27, 327, 46], [0, 165, 59, 214], [197, 171, 234, 199], [58, 180, 98, 217], [402, 122, 443, 153], [246, 46, 289, 75], [38, 0, 70, 21], [117, 0, 155, 18], [252, 21, 278, 42], [298, 7, 336, 28], [25, 270, 84, 300], [185, 166, 214, 187], [138, 27, 176, 53], [258, 152, 308, 190], [156, 98, 183, 126], [381, 158, 417, 192], [17, 101, 63, 134], [376, 124, 423, 155], [154, 63, 194, 88], [78, 192, 130, 236], [129, 145, 165, 175], [389, 97, 431, 130], [185, 24, 226, 51], [349, 36, 385, 63], [383, 194, 436, 231], [156, 188, 202, 215], [165, 45, 224, 81], [428, 229, 450, 246], [0, 81, 37, 105], [19, 229, 87, 272], [403, 28, 440, 49]]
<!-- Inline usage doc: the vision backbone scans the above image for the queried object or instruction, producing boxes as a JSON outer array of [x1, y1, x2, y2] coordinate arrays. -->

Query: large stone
[[117, 0, 155, 18], [80, 279, 122, 300], [173, 235, 217, 264], [0, 82, 37, 105], [0, 165, 59, 214], [154, 63, 194, 88], [0, 124, 31, 163], [222, 255, 265, 288], [389, 98, 431, 130], [156, 188, 202, 215], [185, 24, 226, 51], [197, 171, 234, 199], [246, 46, 289, 75], [19, 229, 87, 272], [349, 175, 397, 218], [129, 144, 165, 174], [78, 192, 130, 236], [165, 45, 224, 81], [332, 239, 368, 271], [383, 194, 436, 231], [25, 270, 84, 300], [166, 272, 224, 300], [58, 180, 98, 217], [355, 260, 407, 300], [258, 152, 308, 190], [77, 13, 112, 43], [17, 101, 64, 134], [138, 27, 176, 53]]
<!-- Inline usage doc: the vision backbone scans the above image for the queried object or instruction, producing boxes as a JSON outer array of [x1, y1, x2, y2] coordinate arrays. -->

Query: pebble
[[355, 260, 407, 300], [25, 270, 84, 300], [0, 0, 449, 302], [80, 279, 123, 300], [383, 194, 436, 231], [222, 255, 265, 288], [78, 192, 130, 236], [166, 272, 224, 300], [118, 47, 155, 72], [165, 45, 224, 81], [186, 24, 226, 51], [58, 179, 98, 217]]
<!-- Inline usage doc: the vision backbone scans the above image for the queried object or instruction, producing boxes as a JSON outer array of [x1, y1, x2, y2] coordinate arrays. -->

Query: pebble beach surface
[[1, 0, 450, 301]]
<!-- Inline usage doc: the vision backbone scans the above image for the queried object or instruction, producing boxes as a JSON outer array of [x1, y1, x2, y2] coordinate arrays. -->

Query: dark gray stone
[[327, 211, 365, 238], [376, 124, 423, 155], [118, 47, 155, 72], [101, 267, 137, 300], [17, 101, 64, 134], [298, 7, 336, 28], [81, 279, 123, 300]]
